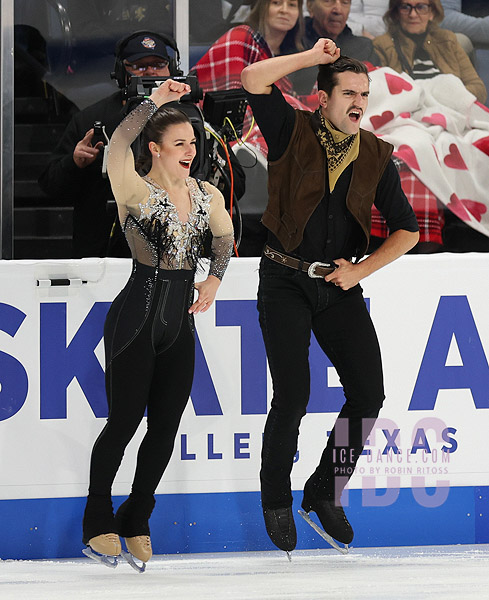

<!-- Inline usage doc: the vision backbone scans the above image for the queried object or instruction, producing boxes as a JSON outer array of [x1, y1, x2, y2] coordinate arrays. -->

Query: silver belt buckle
[[307, 261, 329, 278]]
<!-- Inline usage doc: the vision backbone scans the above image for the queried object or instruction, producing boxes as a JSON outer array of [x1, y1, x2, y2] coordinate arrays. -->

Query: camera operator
[[38, 31, 175, 258], [39, 30, 244, 258]]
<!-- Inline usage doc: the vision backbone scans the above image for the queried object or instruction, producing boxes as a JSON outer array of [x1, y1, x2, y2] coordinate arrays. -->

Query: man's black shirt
[[246, 85, 419, 263]]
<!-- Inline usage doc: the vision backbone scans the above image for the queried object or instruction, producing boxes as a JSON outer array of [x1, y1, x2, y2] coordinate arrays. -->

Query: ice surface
[[1, 544, 487, 600]]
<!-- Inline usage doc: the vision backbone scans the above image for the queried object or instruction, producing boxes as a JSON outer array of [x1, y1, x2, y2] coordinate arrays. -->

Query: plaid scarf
[[311, 109, 359, 192]]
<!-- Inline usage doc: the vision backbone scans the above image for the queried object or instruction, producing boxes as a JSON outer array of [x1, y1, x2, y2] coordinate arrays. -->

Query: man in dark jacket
[[38, 32, 174, 258], [241, 39, 418, 554], [303, 0, 380, 65]]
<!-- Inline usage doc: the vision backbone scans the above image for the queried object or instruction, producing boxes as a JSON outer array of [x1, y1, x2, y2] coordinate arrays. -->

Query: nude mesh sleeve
[[106, 98, 158, 208], [208, 187, 234, 280]]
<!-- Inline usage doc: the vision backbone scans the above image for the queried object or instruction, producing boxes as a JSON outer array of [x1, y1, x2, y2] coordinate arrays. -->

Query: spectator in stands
[[347, 0, 489, 49], [192, 0, 307, 98], [373, 0, 486, 102], [303, 0, 380, 65], [441, 0, 489, 48], [347, 1, 477, 64]]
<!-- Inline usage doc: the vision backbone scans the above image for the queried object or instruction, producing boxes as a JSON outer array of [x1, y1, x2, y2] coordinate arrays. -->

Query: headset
[[111, 29, 183, 89]]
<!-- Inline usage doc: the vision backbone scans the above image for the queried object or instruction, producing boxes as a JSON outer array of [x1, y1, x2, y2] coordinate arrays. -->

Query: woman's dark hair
[[317, 56, 370, 96], [383, 0, 444, 32], [136, 106, 191, 172], [246, 0, 304, 53]]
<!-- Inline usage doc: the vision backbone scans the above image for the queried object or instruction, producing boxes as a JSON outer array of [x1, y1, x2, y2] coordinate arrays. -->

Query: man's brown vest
[[262, 110, 393, 259]]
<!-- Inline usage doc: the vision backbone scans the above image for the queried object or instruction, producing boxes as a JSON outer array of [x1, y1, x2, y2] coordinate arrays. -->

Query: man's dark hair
[[317, 56, 370, 96]]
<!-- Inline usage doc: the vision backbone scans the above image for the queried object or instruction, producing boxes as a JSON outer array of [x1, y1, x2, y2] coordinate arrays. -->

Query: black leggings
[[88, 262, 195, 498]]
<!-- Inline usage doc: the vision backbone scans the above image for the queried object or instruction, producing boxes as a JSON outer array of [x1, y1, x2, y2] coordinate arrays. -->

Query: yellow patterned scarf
[[312, 109, 360, 192]]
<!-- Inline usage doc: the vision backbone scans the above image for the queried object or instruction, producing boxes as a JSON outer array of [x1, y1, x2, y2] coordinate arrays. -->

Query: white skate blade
[[82, 546, 119, 568], [298, 510, 350, 555], [121, 550, 146, 573]]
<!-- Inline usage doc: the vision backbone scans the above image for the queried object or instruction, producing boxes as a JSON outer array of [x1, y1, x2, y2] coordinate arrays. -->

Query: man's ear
[[306, 0, 314, 17], [318, 89, 328, 108]]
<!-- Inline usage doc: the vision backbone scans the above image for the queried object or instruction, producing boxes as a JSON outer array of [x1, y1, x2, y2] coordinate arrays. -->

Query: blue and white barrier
[[1, 255, 488, 558]]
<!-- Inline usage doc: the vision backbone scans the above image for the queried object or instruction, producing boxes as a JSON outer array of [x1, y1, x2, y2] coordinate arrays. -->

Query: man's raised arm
[[240, 38, 340, 95]]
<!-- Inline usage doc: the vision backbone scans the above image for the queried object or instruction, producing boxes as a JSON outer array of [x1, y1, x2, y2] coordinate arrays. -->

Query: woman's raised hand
[[149, 78, 191, 107]]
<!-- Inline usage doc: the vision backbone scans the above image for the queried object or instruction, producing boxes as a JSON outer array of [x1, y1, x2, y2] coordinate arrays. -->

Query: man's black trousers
[[257, 255, 385, 509]]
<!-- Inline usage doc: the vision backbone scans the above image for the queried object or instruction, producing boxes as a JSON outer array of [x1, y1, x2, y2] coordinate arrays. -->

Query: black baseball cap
[[119, 33, 170, 63]]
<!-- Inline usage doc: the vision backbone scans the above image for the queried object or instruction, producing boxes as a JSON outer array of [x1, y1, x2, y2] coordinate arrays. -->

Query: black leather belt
[[264, 245, 337, 278]]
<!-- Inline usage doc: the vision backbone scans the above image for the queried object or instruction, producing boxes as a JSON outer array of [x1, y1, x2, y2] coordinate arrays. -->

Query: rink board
[[1, 486, 488, 560], [0, 255, 489, 559]]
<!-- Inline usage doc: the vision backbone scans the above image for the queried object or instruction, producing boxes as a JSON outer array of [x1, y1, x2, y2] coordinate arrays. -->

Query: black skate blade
[[298, 510, 350, 555], [121, 549, 146, 573], [82, 546, 119, 568], [286, 551, 292, 562]]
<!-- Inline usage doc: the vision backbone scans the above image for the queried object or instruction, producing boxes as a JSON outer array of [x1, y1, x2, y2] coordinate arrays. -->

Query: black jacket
[[303, 18, 380, 66], [38, 91, 128, 258]]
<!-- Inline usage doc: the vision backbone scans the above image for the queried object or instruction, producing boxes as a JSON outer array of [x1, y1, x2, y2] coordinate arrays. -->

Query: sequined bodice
[[107, 97, 233, 280], [123, 176, 212, 271]]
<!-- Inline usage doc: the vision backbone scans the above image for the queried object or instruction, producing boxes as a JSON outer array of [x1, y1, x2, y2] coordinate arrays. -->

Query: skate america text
[[0, 294, 488, 421], [0, 297, 478, 509]]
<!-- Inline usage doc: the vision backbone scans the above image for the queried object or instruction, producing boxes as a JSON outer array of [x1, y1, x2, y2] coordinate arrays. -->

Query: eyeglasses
[[124, 61, 169, 72], [398, 3, 431, 15]]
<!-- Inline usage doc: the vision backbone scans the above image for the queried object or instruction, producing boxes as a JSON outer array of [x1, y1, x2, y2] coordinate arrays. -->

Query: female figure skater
[[82, 79, 234, 571]]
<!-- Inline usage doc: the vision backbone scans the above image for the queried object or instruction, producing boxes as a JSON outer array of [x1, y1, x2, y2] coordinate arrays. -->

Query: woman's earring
[[157, 153, 160, 158]]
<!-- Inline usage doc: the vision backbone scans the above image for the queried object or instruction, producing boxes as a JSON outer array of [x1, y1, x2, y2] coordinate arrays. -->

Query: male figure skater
[[241, 39, 419, 552]]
